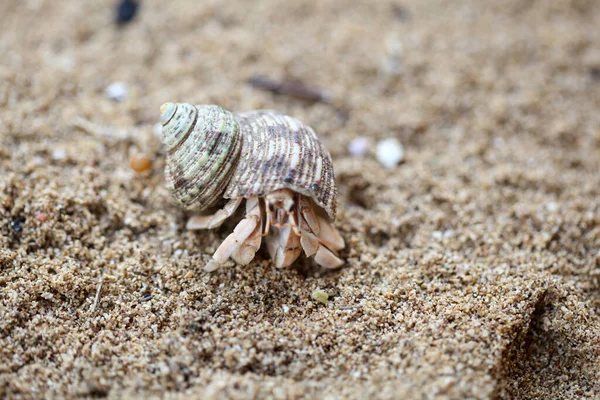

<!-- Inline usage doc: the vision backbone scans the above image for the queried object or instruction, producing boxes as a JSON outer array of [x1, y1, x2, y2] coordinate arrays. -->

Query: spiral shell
[[160, 103, 337, 218], [161, 103, 242, 210]]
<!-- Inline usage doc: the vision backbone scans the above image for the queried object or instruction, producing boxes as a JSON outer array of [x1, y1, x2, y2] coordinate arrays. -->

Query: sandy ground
[[1, 0, 600, 398]]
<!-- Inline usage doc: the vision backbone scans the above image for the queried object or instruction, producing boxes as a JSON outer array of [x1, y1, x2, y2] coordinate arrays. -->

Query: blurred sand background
[[1, 0, 599, 398]]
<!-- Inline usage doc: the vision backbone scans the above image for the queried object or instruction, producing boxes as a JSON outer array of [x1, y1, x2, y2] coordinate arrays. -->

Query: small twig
[[72, 117, 130, 141], [91, 273, 105, 313], [339, 305, 362, 310], [143, 25, 159, 66], [248, 75, 331, 103]]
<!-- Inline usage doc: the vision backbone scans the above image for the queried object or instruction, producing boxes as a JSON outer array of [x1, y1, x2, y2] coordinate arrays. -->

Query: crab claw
[[297, 195, 345, 268], [266, 225, 302, 268], [231, 199, 262, 265], [206, 199, 261, 271]]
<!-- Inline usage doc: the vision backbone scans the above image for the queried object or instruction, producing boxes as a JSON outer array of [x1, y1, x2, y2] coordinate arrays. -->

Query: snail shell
[[160, 103, 337, 218]]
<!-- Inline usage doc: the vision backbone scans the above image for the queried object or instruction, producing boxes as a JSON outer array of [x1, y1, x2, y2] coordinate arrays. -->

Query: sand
[[1, 0, 599, 398]]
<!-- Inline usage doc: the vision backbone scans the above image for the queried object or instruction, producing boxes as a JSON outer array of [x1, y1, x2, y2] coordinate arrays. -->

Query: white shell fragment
[[376, 138, 404, 169], [105, 82, 128, 102], [153, 123, 163, 138], [348, 137, 369, 157], [52, 149, 67, 161]]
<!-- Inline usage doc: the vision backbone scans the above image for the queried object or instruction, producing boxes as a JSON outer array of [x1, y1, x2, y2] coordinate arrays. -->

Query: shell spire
[[160, 103, 242, 211]]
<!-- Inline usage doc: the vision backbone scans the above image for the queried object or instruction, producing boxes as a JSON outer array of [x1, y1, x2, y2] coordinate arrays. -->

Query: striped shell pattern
[[160, 103, 337, 219]]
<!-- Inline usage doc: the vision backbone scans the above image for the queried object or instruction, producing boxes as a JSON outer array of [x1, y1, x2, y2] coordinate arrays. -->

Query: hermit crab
[[159, 103, 345, 271]]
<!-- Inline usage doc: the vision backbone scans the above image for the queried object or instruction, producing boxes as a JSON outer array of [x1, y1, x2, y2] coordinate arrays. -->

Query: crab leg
[[202, 190, 345, 271], [315, 213, 345, 251], [297, 197, 320, 257], [310, 211, 345, 268], [314, 245, 344, 269], [261, 191, 346, 269], [299, 233, 319, 258], [299, 210, 344, 269], [186, 198, 242, 230], [204, 198, 261, 271], [231, 198, 263, 265], [266, 224, 302, 268], [297, 196, 345, 268]]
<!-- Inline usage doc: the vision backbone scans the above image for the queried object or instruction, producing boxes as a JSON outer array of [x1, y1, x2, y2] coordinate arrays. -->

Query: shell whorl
[[161, 103, 242, 211], [224, 111, 338, 219]]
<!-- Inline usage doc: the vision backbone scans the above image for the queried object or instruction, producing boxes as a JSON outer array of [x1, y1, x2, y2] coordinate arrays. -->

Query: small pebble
[[129, 153, 153, 173], [546, 202, 558, 212], [105, 82, 128, 102], [116, 0, 139, 25], [52, 149, 67, 161], [311, 289, 329, 304], [493, 137, 505, 148], [376, 138, 404, 169], [348, 137, 369, 157], [11, 217, 25, 232], [140, 293, 152, 302], [41, 292, 54, 300], [433, 230, 454, 240], [35, 213, 49, 222], [153, 123, 163, 138]]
